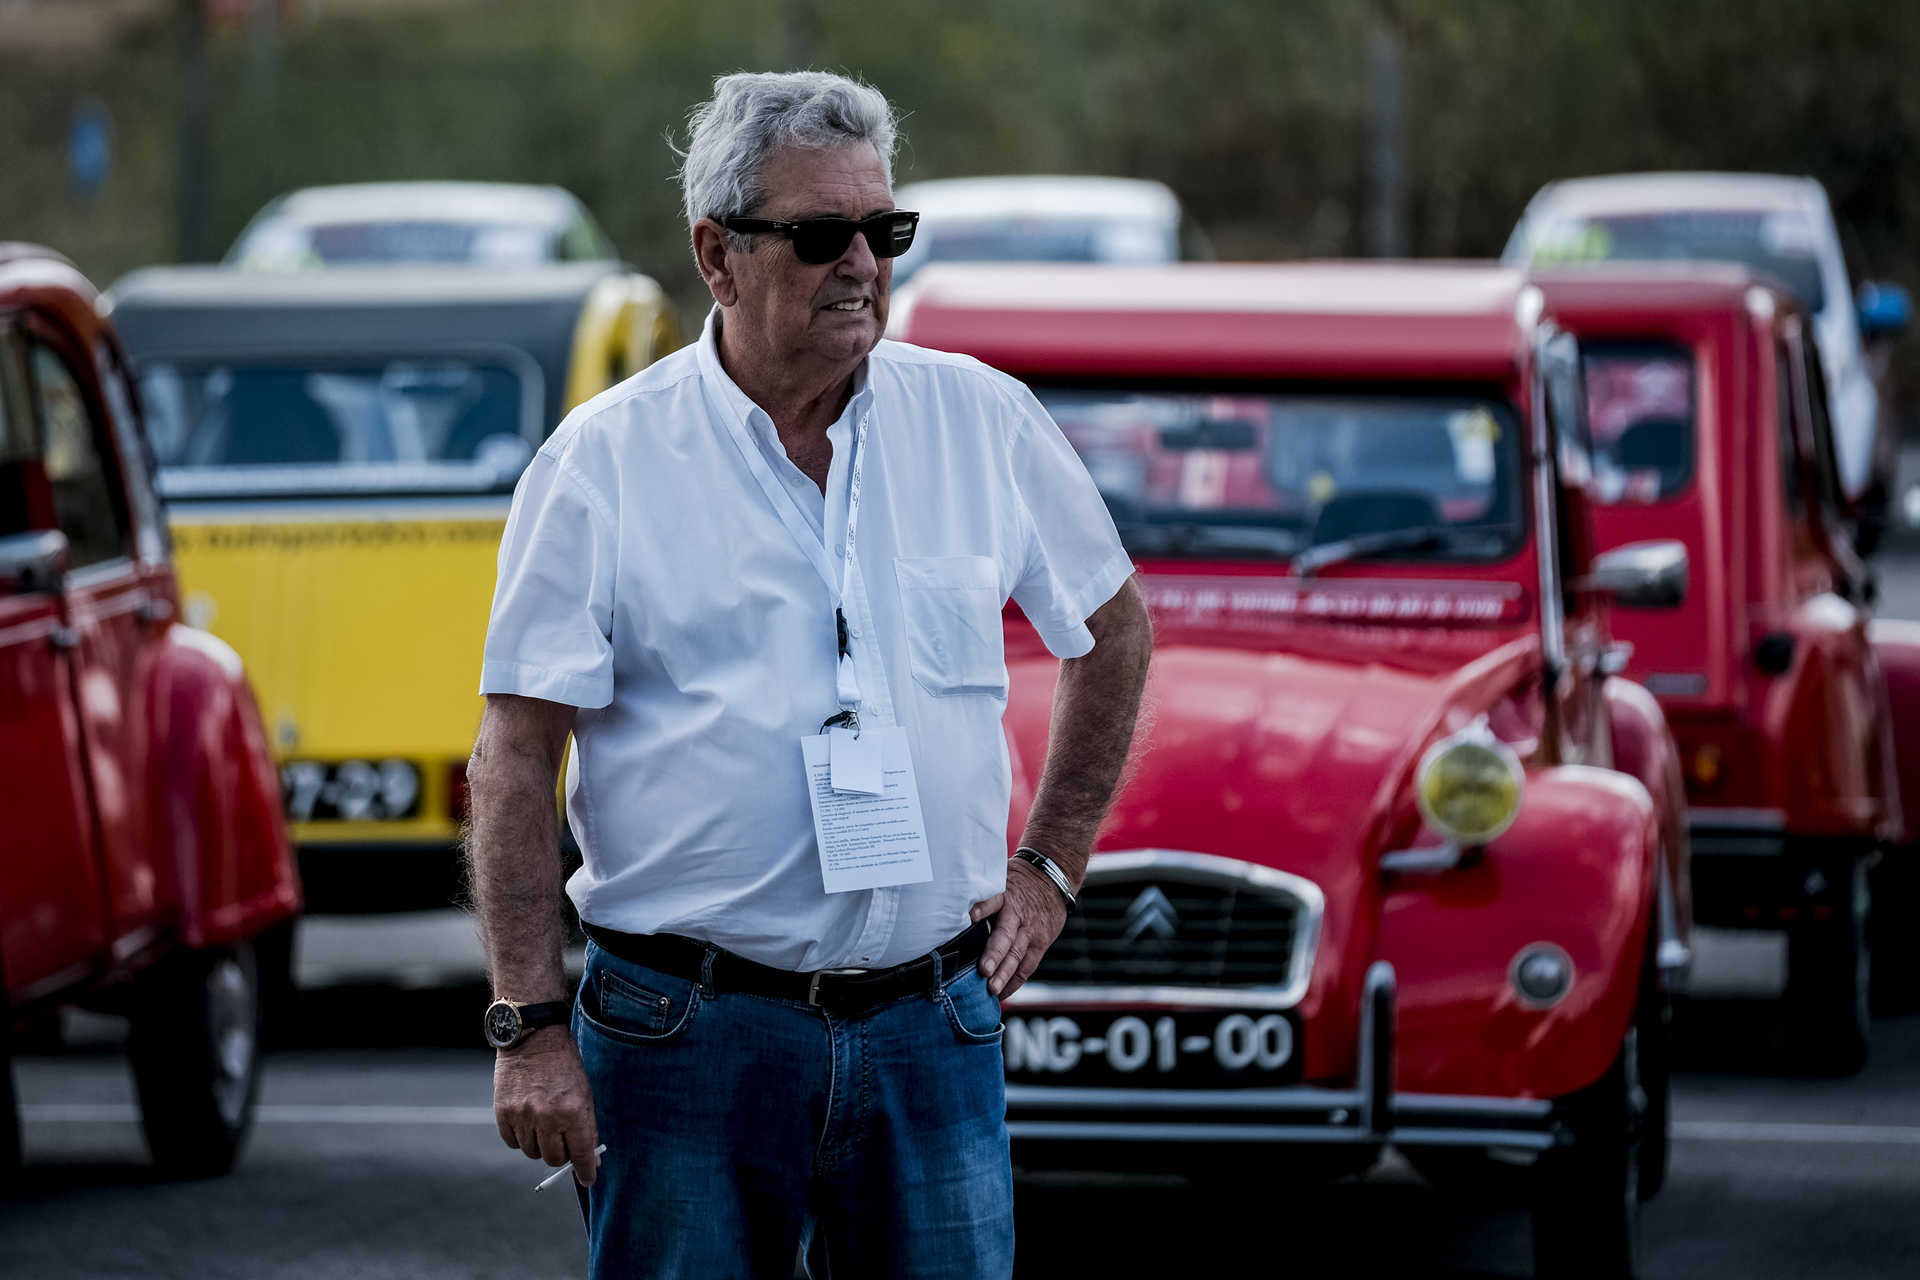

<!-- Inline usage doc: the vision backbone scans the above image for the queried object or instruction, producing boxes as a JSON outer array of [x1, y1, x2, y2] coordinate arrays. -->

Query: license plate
[[1004, 1010, 1299, 1086], [281, 758, 422, 822]]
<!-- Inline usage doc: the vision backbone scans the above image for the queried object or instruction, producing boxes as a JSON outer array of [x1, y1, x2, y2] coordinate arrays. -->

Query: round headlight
[[1415, 730, 1525, 845]]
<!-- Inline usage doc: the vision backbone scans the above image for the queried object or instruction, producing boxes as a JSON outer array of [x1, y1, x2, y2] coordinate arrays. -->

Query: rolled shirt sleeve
[[478, 451, 618, 708], [1004, 382, 1136, 658]]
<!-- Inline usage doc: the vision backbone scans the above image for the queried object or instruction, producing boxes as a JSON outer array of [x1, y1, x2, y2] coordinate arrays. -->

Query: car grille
[[1032, 874, 1307, 989]]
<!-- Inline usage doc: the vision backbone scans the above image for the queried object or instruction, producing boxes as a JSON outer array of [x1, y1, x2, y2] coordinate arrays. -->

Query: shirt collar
[[696, 306, 876, 434]]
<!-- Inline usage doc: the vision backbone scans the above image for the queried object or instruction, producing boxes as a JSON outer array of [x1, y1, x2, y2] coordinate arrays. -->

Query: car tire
[[1531, 1028, 1644, 1280], [252, 918, 299, 1047], [1636, 971, 1672, 1202], [1784, 856, 1870, 1077], [128, 943, 263, 1178], [0, 1045, 19, 1183], [1867, 854, 1918, 1014]]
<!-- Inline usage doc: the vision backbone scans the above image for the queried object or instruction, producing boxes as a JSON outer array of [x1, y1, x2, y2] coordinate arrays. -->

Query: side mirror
[[1579, 539, 1688, 609], [1857, 282, 1912, 342], [0, 529, 70, 597]]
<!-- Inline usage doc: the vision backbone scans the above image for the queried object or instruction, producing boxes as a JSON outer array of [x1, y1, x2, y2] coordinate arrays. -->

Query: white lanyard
[[714, 399, 871, 728], [831, 414, 868, 723]]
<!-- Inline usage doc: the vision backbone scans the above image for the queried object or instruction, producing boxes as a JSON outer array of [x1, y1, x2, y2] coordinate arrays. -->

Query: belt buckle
[[808, 966, 868, 1008]]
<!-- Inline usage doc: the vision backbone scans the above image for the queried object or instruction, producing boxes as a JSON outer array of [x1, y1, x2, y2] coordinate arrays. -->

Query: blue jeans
[[572, 937, 1014, 1279]]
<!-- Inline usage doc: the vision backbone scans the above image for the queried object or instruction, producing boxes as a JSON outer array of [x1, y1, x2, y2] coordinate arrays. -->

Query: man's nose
[[835, 229, 879, 281]]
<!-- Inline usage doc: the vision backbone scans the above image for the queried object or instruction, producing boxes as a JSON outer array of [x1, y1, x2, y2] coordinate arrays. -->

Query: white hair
[[678, 71, 899, 240]]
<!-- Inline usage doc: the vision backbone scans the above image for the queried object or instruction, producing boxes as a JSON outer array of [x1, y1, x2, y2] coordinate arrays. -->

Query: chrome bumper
[[1005, 962, 1560, 1154]]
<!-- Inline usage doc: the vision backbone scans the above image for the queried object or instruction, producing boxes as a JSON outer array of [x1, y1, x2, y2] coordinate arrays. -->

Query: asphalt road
[[8, 547, 1920, 1279]]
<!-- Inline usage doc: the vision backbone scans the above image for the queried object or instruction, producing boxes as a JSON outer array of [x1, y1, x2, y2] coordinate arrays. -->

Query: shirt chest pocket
[[893, 555, 1009, 698]]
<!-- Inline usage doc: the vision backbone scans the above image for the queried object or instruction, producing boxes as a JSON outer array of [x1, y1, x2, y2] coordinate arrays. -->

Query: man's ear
[[692, 219, 739, 307]]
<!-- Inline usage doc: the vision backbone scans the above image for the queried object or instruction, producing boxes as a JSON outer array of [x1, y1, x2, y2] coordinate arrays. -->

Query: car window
[[1527, 209, 1827, 314], [1776, 341, 1803, 519], [0, 327, 32, 463], [95, 339, 168, 564], [30, 339, 127, 569], [138, 356, 539, 498], [1796, 336, 1846, 521], [1580, 342, 1695, 504], [1033, 385, 1525, 563]]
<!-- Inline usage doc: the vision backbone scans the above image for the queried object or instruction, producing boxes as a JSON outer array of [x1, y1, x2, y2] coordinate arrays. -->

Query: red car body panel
[[903, 263, 1683, 1119], [0, 245, 297, 1017], [1537, 268, 1898, 846]]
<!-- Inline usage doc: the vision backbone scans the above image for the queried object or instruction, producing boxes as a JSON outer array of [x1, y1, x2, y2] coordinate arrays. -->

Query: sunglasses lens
[[865, 212, 917, 259], [791, 222, 858, 264]]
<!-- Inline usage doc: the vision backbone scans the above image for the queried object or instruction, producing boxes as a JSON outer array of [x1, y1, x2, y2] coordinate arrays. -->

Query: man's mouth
[[822, 298, 870, 312]]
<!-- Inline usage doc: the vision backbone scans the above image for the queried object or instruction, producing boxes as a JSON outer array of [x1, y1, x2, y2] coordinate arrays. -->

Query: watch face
[[484, 1001, 521, 1048]]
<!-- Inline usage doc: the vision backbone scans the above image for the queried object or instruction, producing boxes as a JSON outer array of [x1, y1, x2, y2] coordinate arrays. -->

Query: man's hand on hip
[[494, 1027, 601, 1186], [970, 858, 1069, 998]]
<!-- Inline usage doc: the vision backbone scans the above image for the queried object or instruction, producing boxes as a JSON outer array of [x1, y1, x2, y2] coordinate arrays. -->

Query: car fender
[[146, 624, 301, 948], [1605, 675, 1692, 952], [1763, 603, 1897, 839], [1376, 764, 1658, 1101], [1869, 617, 1920, 847]]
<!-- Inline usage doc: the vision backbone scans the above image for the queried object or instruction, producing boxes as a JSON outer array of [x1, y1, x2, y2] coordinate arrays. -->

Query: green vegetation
[[5, 0, 1919, 414]]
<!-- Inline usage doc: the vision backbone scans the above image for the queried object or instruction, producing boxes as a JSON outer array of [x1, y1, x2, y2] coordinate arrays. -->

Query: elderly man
[[467, 70, 1151, 1277]]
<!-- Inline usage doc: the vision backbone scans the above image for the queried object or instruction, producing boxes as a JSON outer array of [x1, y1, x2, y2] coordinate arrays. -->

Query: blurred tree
[[2, 0, 1918, 423]]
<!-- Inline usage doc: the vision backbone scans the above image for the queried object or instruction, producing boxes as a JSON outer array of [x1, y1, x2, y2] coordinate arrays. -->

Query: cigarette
[[532, 1144, 608, 1193]]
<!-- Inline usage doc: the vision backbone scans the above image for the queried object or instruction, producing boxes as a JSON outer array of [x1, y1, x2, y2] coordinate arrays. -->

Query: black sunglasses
[[721, 210, 920, 265]]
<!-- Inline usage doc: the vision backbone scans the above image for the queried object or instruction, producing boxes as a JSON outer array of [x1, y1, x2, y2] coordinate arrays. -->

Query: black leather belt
[[581, 920, 990, 1015]]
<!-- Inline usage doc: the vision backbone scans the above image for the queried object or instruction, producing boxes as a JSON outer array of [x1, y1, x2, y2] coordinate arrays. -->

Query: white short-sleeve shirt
[[479, 311, 1132, 970]]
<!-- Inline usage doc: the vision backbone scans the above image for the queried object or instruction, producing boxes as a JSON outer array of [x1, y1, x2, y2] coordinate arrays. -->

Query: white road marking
[[24, 1104, 497, 1126], [1673, 1121, 1920, 1146], [25, 1104, 1920, 1146]]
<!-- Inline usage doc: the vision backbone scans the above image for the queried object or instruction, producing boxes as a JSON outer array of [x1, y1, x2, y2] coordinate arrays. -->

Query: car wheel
[[0, 1045, 19, 1183], [1784, 856, 1870, 1077], [252, 918, 300, 1047], [1636, 978, 1672, 1202], [1867, 854, 1918, 1014], [128, 943, 263, 1178], [1531, 1028, 1643, 1280]]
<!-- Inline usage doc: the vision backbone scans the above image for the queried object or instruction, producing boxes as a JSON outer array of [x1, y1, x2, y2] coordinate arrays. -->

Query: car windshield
[[138, 357, 538, 498], [895, 217, 1174, 282], [1527, 209, 1827, 313], [1580, 343, 1696, 504], [1033, 387, 1526, 565], [230, 219, 560, 268]]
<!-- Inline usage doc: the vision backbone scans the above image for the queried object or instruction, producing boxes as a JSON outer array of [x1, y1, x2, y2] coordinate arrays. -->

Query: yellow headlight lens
[[1415, 734, 1525, 845]]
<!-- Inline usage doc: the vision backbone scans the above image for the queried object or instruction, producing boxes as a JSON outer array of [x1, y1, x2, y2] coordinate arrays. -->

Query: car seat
[[219, 371, 340, 465]]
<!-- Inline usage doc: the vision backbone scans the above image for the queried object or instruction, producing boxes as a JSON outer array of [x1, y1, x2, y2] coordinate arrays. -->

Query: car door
[[0, 320, 110, 1002], [24, 316, 167, 948]]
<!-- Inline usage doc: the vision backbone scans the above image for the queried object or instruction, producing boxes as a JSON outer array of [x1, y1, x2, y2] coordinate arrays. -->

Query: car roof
[[1521, 172, 1823, 220], [894, 262, 1531, 381], [104, 262, 625, 429], [1530, 260, 1800, 319], [104, 261, 620, 313], [893, 175, 1181, 222], [249, 181, 585, 227]]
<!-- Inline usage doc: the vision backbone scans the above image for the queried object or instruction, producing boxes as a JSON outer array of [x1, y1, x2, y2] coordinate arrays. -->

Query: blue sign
[[69, 101, 112, 197]]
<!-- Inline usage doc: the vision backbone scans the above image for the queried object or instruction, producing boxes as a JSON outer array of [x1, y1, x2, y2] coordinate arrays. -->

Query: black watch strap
[[516, 1000, 570, 1030]]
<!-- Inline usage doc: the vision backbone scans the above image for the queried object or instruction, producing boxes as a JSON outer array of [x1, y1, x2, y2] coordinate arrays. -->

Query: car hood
[[1004, 621, 1543, 1040]]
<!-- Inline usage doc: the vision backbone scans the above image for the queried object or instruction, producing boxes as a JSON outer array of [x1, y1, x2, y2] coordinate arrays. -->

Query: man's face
[[725, 143, 894, 373]]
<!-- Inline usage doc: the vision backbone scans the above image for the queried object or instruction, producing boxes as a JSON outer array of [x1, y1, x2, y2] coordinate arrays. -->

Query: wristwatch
[[483, 998, 571, 1050], [1012, 846, 1078, 912]]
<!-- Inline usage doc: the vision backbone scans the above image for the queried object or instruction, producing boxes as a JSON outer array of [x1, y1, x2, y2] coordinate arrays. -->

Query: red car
[[897, 263, 1692, 1277], [0, 244, 299, 1176], [1538, 265, 1920, 1073]]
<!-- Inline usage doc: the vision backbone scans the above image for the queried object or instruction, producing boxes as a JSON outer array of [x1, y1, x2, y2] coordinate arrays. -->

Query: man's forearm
[[1020, 577, 1153, 884], [465, 697, 575, 1002]]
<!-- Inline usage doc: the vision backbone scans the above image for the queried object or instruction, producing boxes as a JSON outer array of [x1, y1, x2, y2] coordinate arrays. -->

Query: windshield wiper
[[1116, 521, 1299, 559], [1293, 524, 1453, 578]]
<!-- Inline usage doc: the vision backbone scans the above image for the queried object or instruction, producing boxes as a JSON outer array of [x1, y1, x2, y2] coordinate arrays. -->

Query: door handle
[[136, 596, 174, 625], [48, 625, 80, 652]]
